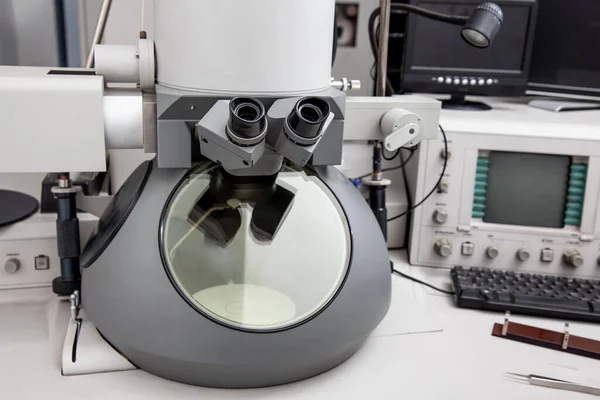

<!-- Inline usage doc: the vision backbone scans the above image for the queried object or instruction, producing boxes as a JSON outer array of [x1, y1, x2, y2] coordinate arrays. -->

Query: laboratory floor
[[1, 251, 598, 399]]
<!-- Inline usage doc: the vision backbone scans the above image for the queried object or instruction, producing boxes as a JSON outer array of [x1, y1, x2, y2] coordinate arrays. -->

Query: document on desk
[[370, 279, 443, 338]]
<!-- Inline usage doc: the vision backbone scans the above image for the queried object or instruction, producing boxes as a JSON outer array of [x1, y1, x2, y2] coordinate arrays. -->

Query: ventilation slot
[[472, 157, 489, 218]]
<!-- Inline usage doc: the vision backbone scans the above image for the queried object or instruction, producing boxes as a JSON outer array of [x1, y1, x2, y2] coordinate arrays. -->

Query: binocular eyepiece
[[227, 97, 267, 140], [286, 97, 331, 139]]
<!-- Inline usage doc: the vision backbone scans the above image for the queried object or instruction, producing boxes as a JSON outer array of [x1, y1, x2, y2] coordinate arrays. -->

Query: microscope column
[[52, 175, 82, 296]]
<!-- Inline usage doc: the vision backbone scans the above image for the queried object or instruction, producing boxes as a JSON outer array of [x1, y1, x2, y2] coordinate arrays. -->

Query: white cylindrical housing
[[154, 0, 335, 94], [95, 45, 139, 83], [103, 90, 143, 149]]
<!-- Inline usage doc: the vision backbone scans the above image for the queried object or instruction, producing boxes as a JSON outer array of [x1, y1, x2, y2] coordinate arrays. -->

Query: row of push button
[[435, 76, 495, 86]]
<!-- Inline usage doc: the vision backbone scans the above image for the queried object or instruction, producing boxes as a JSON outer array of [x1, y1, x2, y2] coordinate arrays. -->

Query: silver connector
[[70, 290, 81, 322], [331, 77, 362, 92], [58, 177, 72, 188]]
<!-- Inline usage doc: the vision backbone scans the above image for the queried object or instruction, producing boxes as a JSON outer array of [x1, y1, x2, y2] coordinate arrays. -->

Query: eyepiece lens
[[299, 104, 323, 123], [235, 104, 261, 123], [287, 97, 331, 139], [228, 97, 266, 139]]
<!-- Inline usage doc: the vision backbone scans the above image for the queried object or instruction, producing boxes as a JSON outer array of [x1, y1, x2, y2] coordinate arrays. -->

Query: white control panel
[[0, 213, 98, 289], [407, 101, 600, 278]]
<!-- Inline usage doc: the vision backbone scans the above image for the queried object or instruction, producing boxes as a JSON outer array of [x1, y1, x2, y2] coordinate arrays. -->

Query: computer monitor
[[527, 0, 600, 100], [402, 0, 538, 110]]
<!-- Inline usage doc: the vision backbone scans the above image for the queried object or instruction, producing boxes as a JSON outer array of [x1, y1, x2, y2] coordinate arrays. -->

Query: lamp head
[[461, 2, 503, 48]]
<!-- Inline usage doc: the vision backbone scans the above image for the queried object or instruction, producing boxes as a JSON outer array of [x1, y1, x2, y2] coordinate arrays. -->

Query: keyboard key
[[511, 295, 591, 312], [497, 292, 513, 303], [459, 288, 481, 299]]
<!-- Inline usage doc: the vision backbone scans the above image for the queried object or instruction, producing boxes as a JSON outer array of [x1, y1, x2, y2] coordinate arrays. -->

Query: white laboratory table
[[1, 250, 598, 400]]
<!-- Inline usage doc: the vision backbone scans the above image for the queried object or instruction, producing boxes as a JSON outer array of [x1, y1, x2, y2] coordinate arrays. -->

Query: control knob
[[486, 246, 499, 259], [434, 239, 452, 257], [437, 179, 449, 193], [4, 258, 21, 274], [516, 248, 530, 261], [432, 209, 448, 224], [563, 249, 584, 268]]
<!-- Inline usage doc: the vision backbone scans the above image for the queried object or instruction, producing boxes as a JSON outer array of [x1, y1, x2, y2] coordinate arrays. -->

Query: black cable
[[390, 4, 467, 25], [371, 5, 466, 32], [399, 144, 414, 248], [387, 125, 448, 222], [369, 5, 468, 95], [382, 148, 400, 161], [368, 11, 400, 95], [391, 263, 456, 296], [351, 148, 416, 181]]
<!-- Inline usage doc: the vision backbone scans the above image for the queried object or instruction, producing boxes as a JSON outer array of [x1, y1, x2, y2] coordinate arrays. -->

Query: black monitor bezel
[[402, 0, 538, 97]]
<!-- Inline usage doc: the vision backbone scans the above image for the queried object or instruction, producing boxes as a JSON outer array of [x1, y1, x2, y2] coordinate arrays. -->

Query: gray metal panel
[[197, 100, 265, 170], [156, 121, 192, 168], [312, 89, 347, 165], [82, 162, 390, 388], [157, 85, 346, 121], [156, 86, 347, 170], [0, 2, 18, 65], [312, 119, 344, 165], [61, 0, 82, 67], [265, 97, 298, 145], [0, 0, 62, 67]]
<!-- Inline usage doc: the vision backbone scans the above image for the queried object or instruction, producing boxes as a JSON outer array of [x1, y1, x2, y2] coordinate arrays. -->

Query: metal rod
[[85, 0, 113, 68], [376, 0, 391, 97], [77, 0, 89, 67]]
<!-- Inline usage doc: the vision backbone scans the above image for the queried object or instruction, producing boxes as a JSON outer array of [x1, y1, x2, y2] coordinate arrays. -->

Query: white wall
[[81, 0, 154, 52]]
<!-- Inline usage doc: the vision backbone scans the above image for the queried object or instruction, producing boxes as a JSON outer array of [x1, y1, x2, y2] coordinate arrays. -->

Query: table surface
[[1, 250, 599, 400]]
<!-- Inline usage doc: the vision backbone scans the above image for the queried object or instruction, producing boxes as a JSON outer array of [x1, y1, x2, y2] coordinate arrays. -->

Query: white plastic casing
[[407, 101, 600, 278], [343, 96, 440, 142], [0, 66, 106, 173], [94, 39, 155, 90], [95, 45, 139, 83], [380, 108, 424, 150], [103, 90, 144, 149], [153, 0, 335, 94]]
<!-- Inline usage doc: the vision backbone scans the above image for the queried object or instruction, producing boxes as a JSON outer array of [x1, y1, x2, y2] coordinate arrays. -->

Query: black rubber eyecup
[[227, 97, 267, 139], [287, 97, 331, 139]]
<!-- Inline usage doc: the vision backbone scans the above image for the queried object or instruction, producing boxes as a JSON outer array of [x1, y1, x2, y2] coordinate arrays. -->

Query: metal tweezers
[[507, 373, 600, 397]]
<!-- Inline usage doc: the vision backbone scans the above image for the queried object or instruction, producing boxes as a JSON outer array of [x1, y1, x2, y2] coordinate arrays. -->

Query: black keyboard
[[451, 266, 600, 323]]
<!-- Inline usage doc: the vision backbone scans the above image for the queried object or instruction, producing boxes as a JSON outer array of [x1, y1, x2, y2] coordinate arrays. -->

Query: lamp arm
[[388, 4, 468, 25]]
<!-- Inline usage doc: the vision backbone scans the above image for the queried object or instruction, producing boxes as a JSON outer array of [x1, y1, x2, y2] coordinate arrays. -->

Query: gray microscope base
[[81, 162, 391, 388]]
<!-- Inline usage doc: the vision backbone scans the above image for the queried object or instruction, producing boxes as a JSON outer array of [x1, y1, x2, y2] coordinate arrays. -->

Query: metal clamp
[[562, 323, 570, 350], [502, 311, 510, 336], [70, 290, 81, 323]]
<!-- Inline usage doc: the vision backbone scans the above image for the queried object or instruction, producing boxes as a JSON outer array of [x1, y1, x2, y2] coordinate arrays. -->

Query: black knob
[[287, 97, 331, 139], [228, 97, 266, 139]]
